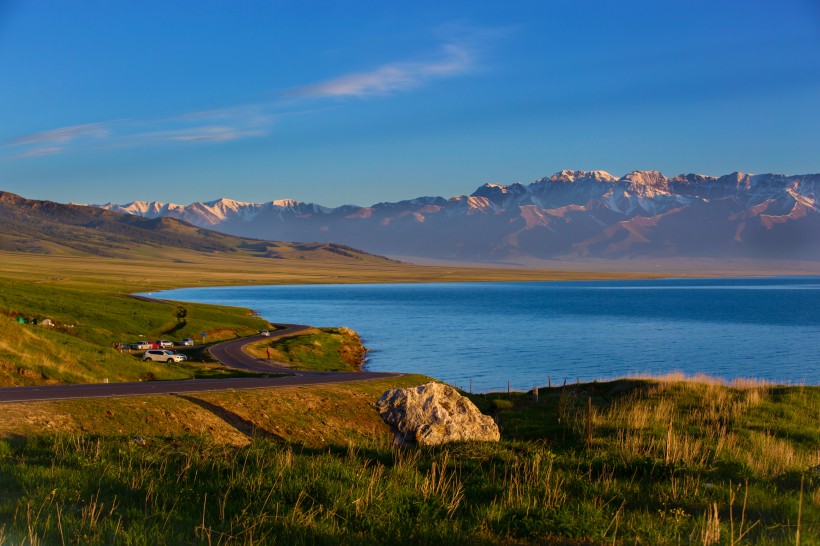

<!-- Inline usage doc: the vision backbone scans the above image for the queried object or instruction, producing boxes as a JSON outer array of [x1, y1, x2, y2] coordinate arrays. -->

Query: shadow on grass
[[160, 320, 187, 336], [174, 394, 286, 442], [188, 367, 265, 380]]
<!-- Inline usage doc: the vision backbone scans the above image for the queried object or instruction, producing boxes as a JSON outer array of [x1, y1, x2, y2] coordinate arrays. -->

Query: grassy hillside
[[0, 273, 271, 385], [246, 327, 367, 372], [0, 191, 238, 256], [0, 376, 816, 544], [0, 191, 416, 384], [0, 191, 394, 262]]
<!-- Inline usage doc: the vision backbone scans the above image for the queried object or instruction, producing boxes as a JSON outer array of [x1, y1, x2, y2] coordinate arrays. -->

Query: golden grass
[[0, 315, 109, 385], [628, 371, 779, 389], [0, 249, 661, 296], [570, 375, 819, 478], [0, 375, 432, 447]]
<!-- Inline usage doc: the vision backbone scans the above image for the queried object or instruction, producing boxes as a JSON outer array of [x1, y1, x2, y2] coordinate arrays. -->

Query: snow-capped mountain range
[[96, 170, 820, 262]]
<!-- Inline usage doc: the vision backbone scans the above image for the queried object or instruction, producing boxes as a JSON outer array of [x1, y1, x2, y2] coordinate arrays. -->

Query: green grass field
[[0, 275, 269, 385], [0, 375, 817, 545], [246, 327, 367, 372], [1, 242, 817, 544], [0, 249, 653, 387]]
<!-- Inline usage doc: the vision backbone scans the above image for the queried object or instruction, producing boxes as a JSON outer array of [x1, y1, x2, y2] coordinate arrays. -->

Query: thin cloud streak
[[289, 44, 473, 98], [8, 122, 113, 146], [2, 37, 481, 161], [2, 109, 272, 160], [166, 103, 274, 125], [126, 126, 268, 144], [1, 146, 64, 160]]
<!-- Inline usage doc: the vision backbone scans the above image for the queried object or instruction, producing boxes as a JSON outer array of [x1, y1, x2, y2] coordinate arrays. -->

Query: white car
[[179, 338, 195, 346], [260, 330, 270, 337], [131, 341, 151, 350], [142, 349, 187, 363], [158, 340, 174, 348]]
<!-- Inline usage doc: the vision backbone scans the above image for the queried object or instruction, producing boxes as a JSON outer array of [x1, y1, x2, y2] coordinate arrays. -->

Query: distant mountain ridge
[[0, 190, 391, 264], [96, 170, 820, 262]]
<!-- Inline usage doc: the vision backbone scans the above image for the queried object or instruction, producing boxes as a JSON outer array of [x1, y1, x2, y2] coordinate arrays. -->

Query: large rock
[[376, 382, 500, 445]]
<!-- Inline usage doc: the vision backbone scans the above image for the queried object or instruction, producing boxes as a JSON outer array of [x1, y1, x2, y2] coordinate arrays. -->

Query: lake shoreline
[[155, 276, 820, 390]]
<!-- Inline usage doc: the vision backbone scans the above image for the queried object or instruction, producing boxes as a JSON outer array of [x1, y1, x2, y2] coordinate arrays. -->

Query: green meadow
[[0, 376, 817, 545], [0, 275, 268, 385], [1, 248, 817, 544]]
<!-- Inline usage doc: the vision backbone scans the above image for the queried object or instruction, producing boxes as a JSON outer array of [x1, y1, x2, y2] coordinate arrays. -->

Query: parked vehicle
[[131, 341, 152, 350], [142, 349, 187, 363], [180, 338, 195, 346], [260, 330, 270, 337], [158, 340, 174, 348]]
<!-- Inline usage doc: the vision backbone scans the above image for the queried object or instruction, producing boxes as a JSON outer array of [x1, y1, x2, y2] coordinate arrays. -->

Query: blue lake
[[155, 277, 820, 392]]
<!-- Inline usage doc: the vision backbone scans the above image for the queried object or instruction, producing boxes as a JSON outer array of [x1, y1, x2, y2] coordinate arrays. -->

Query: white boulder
[[376, 382, 500, 446]]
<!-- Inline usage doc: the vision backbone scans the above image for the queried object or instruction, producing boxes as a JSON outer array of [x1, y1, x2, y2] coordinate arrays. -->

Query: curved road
[[0, 325, 402, 403], [208, 323, 314, 374]]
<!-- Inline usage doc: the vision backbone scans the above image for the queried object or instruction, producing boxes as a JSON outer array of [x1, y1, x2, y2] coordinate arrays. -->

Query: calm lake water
[[156, 277, 820, 392]]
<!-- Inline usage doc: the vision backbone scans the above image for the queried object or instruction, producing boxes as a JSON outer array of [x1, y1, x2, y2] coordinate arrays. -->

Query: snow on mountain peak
[[546, 170, 618, 183], [185, 198, 265, 223], [126, 200, 161, 212], [121, 200, 186, 216], [203, 197, 256, 210], [271, 199, 299, 208], [613, 171, 675, 201], [471, 182, 529, 199], [668, 173, 718, 184], [449, 194, 498, 214], [620, 170, 667, 186], [86, 168, 820, 263]]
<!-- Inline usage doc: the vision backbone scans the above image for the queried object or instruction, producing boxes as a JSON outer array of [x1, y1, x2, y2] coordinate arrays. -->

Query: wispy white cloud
[[127, 126, 267, 144], [2, 33, 487, 161], [289, 44, 473, 98], [1, 146, 64, 161], [9, 122, 113, 146], [166, 103, 274, 125], [2, 109, 272, 160]]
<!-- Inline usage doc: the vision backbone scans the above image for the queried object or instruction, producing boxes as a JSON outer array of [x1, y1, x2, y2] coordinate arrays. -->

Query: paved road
[[0, 325, 402, 403], [208, 323, 314, 374]]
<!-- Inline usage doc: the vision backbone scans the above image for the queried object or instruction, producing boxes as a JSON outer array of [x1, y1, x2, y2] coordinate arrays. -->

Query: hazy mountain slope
[[0, 191, 239, 256], [0, 191, 389, 263], [98, 170, 820, 262]]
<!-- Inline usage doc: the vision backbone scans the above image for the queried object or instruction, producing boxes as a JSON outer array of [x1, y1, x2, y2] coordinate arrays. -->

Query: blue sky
[[1, 0, 819, 206]]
